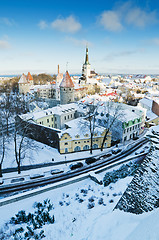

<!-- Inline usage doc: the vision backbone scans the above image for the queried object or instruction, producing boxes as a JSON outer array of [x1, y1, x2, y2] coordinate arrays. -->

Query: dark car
[[112, 148, 122, 154], [85, 157, 97, 165], [103, 153, 112, 158], [133, 136, 139, 140], [70, 162, 83, 170]]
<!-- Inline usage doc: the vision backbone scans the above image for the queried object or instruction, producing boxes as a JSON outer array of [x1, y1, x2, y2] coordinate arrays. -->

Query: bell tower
[[82, 46, 91, 82]]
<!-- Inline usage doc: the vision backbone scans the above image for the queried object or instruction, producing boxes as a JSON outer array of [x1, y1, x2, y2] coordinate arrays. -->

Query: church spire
[[85, 46, 90, 65]]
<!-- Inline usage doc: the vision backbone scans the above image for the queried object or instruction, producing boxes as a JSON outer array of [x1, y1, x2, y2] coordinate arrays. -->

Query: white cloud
[[99, 2, 158, 32], [66, 37, 92, 47], [0, 17, 15, 26], [51, 15, 81, 33], [151, 38, 159, 45], [38, 20, 48, 29], [126, 7, 157, 27], [99, 11, 123, 32], [0, 40, 10, 49]]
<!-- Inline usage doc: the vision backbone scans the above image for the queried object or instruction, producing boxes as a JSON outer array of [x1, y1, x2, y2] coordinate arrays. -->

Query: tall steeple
[[85, 46, 90, 65], [82, 46, 91, 82]]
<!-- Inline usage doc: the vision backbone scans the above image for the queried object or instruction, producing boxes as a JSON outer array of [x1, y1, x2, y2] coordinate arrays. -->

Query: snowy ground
[[2, 136, 112, 170], [0, 174, 133, 239], [0, 171, 158, 240], [0, 127, 158, 239]]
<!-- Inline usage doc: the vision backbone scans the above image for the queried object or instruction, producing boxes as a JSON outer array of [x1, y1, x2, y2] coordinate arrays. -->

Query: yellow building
[[145, 112, 159, 127], [59, 118, 111, 154]]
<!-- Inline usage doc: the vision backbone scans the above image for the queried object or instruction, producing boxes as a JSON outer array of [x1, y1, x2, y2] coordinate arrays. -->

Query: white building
[[60, 71, 75, 105]]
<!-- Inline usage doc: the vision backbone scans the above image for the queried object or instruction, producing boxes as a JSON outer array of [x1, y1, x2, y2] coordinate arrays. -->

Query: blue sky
[[0, 0, 159, 75]]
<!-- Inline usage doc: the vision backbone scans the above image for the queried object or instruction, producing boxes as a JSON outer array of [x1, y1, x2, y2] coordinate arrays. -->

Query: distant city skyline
[[0, 0, 159, 75]]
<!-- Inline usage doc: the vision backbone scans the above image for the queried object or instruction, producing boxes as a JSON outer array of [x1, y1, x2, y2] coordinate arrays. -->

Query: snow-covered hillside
[[0, 126, 158, 239], [115, 126, 159, 214]]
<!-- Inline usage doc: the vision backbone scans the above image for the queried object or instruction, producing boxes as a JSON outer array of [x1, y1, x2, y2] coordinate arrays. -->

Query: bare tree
[[80, 101, 99, 154], [0, 117, 6, 181], [100, 102, 124, 151], [0, 93, 29, 135], [13, 116, 35, 174], [0, 94, 12, 135]]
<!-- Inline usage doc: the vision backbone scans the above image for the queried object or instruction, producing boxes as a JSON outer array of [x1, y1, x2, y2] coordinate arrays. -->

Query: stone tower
[[60, 71, 75, 105], [82, 46, 91, 81]]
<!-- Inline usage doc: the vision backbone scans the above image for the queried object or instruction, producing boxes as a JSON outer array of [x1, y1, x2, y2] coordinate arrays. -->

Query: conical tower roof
[[19, 73, 27, 84], [60, 71, 74, 88], [27, 72, 33, 81]]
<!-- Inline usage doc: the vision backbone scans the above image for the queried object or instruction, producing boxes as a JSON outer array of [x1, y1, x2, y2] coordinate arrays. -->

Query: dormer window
[[85, 134, 89, 137], [75, 134, 80, 138]]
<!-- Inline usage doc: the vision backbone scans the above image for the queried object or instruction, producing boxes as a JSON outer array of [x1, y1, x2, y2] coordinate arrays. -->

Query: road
[[0, 137, 149, 197]]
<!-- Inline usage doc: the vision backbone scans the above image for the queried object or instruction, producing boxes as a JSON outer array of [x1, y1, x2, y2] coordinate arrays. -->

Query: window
[[71, 114, 72, 118], [127, 128, 129, 132], [83, 145, 89, 150], [39, 122, 41, 124], [65, 137, 67, 139], [65, 116, 66, 120], [74, 146, 81, 152], [47, 119, 49, 123], [96, 139, 98, 142], [75, 142, 77, 144], [65, 148, 68, 153], [68, 115, 69, 119], [78, 141, 80, 143], [55, 117, 57, 121], [51, 118, 53, 121], [92, 144, 98, 149], [64, 142, 68, 145], [85, 134, 89, 137], [87, 140, 89, 142], [84, 141, 86, 143]]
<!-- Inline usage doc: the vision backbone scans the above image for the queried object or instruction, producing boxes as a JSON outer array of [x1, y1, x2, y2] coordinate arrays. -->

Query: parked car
[[135, 150, 145, 155], [51, 169, 64, 175], [133, 136, 139, 140], [85, 157, 97, 165], [30, 173, 45, 179], [103, 153, 112, 158], [11, 177, 25, 183], [69, 162, 83, 170], [112, 148, 122, 154]]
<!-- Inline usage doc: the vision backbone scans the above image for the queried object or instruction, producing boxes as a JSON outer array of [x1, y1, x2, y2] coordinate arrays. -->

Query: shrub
[[98, 198, 104, 205], [88, 203, 95, 209]]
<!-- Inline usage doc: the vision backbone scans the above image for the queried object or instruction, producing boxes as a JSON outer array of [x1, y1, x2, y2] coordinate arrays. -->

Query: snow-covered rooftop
[[59, 118, 105, 139]]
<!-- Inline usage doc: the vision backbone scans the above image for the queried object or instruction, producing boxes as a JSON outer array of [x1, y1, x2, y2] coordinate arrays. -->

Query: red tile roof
[[60, 71, 75, 88], [27, 72, 33, 81]]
